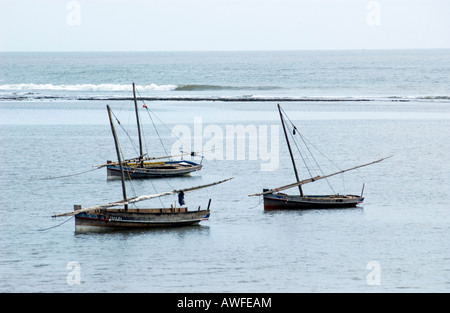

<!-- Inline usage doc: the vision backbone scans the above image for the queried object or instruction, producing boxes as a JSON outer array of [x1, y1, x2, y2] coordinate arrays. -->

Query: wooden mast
[[277, 103, 303, 196], [132, 83, 144, 168], [107, 105, 128, 211]]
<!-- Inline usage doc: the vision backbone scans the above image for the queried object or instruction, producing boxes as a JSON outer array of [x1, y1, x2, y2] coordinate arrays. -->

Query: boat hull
[[74, 207, 210, 232], [263, 192, 364, 210], [106, 160, 202, 179]]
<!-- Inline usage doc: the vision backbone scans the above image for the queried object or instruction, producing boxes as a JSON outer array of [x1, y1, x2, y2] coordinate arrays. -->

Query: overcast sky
[[1, 0, 449, 51]]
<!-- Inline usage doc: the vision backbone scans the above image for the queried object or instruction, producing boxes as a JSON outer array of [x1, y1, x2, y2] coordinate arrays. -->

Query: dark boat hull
[[106, 160, 202, 179], [75, 207, 210, 232], [263, 193, 364, 210]]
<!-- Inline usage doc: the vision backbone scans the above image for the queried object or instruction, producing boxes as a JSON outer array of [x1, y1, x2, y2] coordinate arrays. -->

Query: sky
[[0, 0, 449, 51]]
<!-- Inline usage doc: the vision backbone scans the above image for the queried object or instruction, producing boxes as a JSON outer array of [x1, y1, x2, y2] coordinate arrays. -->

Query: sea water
[[0, 50, 449, 292]]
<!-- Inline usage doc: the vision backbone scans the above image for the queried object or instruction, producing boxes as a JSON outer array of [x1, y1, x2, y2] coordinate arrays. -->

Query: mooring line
[[39, 168, 100, 180], [37, 216, 74, 231]]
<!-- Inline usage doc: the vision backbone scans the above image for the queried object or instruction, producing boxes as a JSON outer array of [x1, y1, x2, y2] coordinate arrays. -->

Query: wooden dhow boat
[[96, 83, 202, 179], [52, 105, 233, 232], [249, 104, 392, 210]]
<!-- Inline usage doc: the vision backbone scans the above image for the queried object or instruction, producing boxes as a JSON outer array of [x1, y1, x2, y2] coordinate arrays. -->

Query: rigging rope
[[136, 89, 203, 159], [39, 167, 99, 180], [109, 102, 172, 207], [108, 106, 139, 200], [149, 178, 167, 209], [136, 93, 186, 149], [144, 107, 171, 159], [243, 194, 264, 210], [38, 216, 74, 231], [110, 89, 202, 207], [280, 107, 342, 171], [280, 107, 338, 194], [282, 113, 314, 178], [135, 89, 173, 159], [110, 109, 140, 157]]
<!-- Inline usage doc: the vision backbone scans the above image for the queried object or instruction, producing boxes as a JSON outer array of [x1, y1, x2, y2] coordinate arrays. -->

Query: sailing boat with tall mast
[[249, 104, 391, 210], [52, 105, 233, 232], [100, 83, 202, 179]]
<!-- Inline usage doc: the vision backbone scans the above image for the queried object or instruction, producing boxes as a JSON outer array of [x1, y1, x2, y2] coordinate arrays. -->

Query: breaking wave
[[0, 83, 449, 103], [0, 83, 281, 92], [174, 84, 282, 91]]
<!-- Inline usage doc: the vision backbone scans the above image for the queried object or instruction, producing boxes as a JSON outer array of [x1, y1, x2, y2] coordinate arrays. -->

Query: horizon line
[[1, 47, 450, 53]]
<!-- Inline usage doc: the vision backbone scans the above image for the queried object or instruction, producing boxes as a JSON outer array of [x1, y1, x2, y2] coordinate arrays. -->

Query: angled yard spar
[[249, 104, 392, 210], [52, 104, 233, 232]]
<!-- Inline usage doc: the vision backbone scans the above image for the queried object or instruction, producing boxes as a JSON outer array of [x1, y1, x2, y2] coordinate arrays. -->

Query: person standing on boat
[[178, 191, 185, 206]]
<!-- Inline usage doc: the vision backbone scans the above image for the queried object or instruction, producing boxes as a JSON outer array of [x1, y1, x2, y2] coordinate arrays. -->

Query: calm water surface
[[1, 50, 449, 292], [1, 99, 449, 292]]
